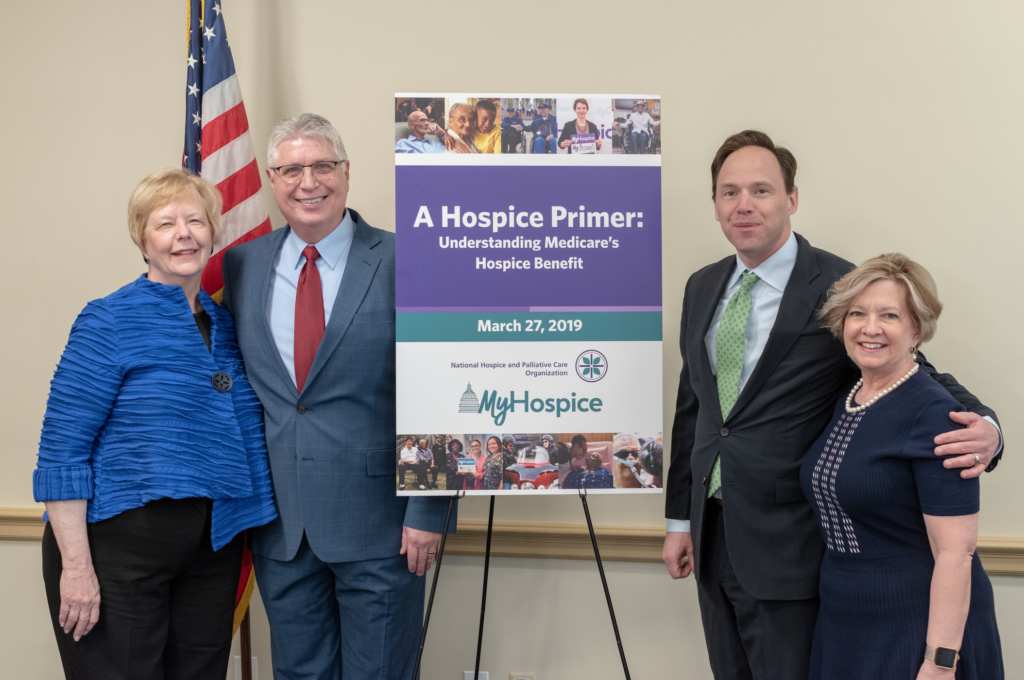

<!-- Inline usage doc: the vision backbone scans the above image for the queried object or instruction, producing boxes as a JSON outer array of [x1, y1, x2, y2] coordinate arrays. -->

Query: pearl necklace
[[845, 363, 919, 414]]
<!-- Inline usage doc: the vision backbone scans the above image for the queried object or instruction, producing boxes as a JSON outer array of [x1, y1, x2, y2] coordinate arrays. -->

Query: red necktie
[[294, 246, 324, 393]]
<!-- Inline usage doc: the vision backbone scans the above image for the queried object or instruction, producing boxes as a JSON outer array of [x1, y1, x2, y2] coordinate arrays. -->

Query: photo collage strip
[[396, 433, 662, 493], [394, 97, 661, 156]]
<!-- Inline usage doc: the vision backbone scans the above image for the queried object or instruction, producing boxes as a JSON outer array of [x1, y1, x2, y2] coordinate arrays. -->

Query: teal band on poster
[[397, 312, 662, 342]]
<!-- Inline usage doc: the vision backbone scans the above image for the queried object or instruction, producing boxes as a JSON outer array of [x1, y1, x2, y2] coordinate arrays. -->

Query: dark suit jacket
[[222, 210, 450, 563], [665, 232, 998, 601]]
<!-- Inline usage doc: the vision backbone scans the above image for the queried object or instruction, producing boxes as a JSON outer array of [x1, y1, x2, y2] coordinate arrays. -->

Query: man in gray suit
[[221, 113, 450, 679]]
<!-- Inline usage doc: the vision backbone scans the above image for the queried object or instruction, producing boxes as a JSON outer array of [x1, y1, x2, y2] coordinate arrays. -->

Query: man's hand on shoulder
[[400, 526, 442, 576], [934, 412, 1001, 479], [663, 532, 693, 579]]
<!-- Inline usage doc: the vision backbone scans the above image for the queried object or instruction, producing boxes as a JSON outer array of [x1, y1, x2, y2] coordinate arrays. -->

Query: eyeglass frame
[[270, 159, 347, 184]]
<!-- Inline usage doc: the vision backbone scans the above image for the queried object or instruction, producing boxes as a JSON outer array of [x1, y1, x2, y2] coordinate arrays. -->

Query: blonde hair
[[127, 169, 222, 260], [820, 253, 943, 344]]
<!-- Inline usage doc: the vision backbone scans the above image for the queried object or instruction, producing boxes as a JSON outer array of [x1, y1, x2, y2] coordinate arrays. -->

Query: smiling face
[[487, 438, 501, 456], [713, 145, 798, 269], [143, 194, 212, 290], [407, 110, 431, 138], [470, 440, 482, 457], [405, 438, 414, 450], [267, 135, 349, 244], [476, 106, 496, 134], [575, 101, 588, 119], [843, 278, 921, 383], [448, 105, 473, 136]]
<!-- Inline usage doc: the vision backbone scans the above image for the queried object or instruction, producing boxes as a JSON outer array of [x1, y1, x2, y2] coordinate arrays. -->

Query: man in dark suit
[[662, 130, 1002, 680], [221, 113, 450, 680]]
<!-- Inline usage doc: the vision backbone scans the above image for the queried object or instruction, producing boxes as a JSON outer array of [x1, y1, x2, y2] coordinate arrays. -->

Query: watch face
[[934, 647, 958, 668]]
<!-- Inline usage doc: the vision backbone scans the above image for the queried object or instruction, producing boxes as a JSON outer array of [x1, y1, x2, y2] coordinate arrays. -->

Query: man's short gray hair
[[267, 113, 348, 167]]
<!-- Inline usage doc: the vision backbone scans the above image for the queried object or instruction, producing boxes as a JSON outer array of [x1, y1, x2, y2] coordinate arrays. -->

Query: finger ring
[[428, 551, 436, 555], [974, 454, 980, 465]]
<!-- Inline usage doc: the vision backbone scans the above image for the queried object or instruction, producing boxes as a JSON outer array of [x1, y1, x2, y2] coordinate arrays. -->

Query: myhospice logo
[[474, 389, 603, 426]]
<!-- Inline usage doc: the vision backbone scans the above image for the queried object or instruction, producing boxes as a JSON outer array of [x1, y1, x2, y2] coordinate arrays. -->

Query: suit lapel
[[255, 228, 300, 399], [726, 233, 821, 421], [692, 257, 735, 423], [301, 212, 382, 393]]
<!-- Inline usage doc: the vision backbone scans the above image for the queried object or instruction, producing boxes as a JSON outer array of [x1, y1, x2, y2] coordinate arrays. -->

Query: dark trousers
[[253, 534, 425, 680], [696, 501, 819, 680], [42, 497, 244, 680], [501, 128, 522, 153], [397, 462, 426, 486]]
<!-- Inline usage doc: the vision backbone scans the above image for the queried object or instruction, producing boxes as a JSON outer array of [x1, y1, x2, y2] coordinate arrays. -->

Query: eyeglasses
[[271, 160, 344, 184]]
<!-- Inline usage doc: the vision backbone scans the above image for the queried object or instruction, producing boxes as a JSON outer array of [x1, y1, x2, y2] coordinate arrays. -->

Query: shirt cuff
[[983, 416, 1003, 456], [666, 519, 690, 533]]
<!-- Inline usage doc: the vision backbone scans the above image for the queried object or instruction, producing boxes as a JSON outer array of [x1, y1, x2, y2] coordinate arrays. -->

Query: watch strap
[[924, 645, 960, 670]]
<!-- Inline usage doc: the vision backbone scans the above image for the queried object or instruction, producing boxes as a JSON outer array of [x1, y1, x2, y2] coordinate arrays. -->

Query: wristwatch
[[924, 645, 959, 670]]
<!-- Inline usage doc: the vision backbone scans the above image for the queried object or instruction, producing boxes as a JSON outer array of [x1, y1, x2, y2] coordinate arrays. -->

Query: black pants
[[502, 129, 522, 153], [696, 501, 819, 680], [42, 497, 244, 680], [398, 462, 427, 486]]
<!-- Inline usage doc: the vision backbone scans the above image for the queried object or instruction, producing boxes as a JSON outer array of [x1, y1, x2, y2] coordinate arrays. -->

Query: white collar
[[728, 230, 798, 293], [285, 210, 355, 271]]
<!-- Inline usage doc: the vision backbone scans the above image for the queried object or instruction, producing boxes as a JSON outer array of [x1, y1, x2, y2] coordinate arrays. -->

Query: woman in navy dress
[[801, 254, 1002, 679]]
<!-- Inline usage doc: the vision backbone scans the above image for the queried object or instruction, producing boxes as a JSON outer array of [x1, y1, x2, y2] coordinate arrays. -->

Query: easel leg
[[474, 496, 495, 680], [580, 489, 631, 679], [412, 492, 461, 680]]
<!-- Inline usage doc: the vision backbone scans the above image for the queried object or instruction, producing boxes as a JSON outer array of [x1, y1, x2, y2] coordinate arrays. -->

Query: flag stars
[[204, 25, 216, 40], [213, 3, 222, 16], [193, 112, 202, 126], [187, 53, 197, 69], [188, 83, 199, 97], [197, 142, 202, 153]]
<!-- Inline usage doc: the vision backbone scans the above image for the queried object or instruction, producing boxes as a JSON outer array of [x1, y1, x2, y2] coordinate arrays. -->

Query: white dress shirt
[[266, 211, 356, 387]]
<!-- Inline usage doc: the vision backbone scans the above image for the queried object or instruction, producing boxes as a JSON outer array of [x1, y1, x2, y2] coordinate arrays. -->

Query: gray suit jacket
[[222, 209, 451, 563]]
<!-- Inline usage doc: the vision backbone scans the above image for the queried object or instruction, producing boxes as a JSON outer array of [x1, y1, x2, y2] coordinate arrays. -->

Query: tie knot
[[302, 246, 321, 264], [740, 271, 759, 292]]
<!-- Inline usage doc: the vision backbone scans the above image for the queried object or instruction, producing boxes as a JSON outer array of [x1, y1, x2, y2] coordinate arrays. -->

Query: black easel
[[579, 488, 631, 678], [418, 490, 631, 680], [472, 496, 495, 680], [412, 491, 462, 680]]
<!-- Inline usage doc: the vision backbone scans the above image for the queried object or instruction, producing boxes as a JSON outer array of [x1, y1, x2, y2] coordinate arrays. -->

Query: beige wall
[[1, 0, 1020, 677]]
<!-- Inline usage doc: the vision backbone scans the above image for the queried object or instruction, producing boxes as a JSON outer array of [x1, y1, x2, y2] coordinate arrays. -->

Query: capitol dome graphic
[[459, 382, 479, 413]]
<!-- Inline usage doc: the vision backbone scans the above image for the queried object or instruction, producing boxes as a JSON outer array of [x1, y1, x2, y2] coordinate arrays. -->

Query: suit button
[[720, 427, 729, 437], [211, 372, 233, 393], [297, 405, 307, 414]]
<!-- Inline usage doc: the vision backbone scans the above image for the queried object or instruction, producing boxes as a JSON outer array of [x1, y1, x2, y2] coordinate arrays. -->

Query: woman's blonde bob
[[127, 169, 222, 261], [820, 252, 943, 344]]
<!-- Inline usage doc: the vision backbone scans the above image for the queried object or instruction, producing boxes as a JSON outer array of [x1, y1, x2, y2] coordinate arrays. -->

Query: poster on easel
[[394, 94, 662, 495]]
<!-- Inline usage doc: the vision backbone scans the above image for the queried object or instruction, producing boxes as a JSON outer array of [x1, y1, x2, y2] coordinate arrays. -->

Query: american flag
[[184, 0, 271, 299], [183, 0, 264, 635]]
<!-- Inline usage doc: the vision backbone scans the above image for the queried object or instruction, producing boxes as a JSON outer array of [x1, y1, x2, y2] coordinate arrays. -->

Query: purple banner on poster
[[396, 165, 661, 308]]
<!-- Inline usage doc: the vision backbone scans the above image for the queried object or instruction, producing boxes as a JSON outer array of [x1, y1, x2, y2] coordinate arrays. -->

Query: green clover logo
[[576, 350, 608, 382]]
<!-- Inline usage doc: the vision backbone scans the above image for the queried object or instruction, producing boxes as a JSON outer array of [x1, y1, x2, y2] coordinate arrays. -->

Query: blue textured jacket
[[33, 275, 277, 550]]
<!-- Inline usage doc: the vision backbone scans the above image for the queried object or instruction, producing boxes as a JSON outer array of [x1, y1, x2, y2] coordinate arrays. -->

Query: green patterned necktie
[[708, 271, 759, 498]]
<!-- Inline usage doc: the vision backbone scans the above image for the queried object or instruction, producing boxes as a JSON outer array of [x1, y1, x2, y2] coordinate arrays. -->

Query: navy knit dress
[[800, 369, 1003, 679]]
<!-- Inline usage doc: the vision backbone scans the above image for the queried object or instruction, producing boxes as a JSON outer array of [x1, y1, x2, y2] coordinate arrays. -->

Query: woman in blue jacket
[[34, 169, 277, 679]]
